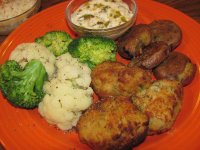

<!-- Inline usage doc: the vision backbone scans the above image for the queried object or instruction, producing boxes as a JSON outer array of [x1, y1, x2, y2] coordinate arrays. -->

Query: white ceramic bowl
[[0, 0, 41, 35], [66, 0, 138, 39]]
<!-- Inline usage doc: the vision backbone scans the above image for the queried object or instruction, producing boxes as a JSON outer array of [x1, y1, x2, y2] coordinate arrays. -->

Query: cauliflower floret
[[38, 94, 83, 130], [43, 79, 93, 110], [75, 73, 91, 88], [43, 79, 73, 96], [9, 42, 56, 79], [56, 53, 91, 88], [38, 53, 93, 131]]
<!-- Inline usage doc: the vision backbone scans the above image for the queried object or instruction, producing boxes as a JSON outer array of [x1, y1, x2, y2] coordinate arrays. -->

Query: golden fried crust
[[117, 24, 152, 59], [129, 41, 170, 69], [91, 61, 125, 98], [149, 20, 182, 50], [77, 96, 149, 150], [131, 80, 183, 135], [153, 52, 197, 86], [91, 61, 152, 98]]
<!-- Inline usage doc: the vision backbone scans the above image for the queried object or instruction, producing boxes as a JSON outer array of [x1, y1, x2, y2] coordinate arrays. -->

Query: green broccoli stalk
[[0, 60, 47, 109], [68, 36, 117, 69], [35, 31, 73, 57]]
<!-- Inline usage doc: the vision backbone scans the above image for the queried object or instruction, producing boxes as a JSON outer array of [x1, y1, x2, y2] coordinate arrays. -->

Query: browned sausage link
[[129, 41, 170, 69], [117, 24, 152, 59], [149, 20, 182, 50]]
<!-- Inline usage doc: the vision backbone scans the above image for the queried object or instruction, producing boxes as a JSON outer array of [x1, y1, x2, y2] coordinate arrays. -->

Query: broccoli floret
[[0, 60, 47, 109], [68, 36, 117, 68], [35, 31, 73, 57]]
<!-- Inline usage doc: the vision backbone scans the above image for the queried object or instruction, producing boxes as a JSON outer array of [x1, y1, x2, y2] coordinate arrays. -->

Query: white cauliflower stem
[[38, 53, 93, 131]]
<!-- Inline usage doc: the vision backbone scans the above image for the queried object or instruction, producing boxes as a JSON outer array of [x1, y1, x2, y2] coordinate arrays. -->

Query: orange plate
[[0, 1, 200, 150]]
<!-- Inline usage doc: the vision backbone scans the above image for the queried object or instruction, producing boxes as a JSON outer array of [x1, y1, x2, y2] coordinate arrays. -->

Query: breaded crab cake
[[77, 96, 149, 150], [91, 61, 152, 98], [131, 79, 183, 135]]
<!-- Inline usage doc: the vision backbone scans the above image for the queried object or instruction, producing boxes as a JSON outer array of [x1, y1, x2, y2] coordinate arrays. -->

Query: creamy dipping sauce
[[71, 0, 133, 29], [0, 0, 36, 20]]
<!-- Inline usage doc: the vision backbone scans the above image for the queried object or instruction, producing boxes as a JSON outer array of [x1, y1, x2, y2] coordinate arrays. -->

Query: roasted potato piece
[[91, 61, 152, 98], [117, 24, 152, 59], [131, 79, 183, 135], [129, 41, 170, 69], [77, 96, 149, 150], [153, 51, 196, 86], [149, 20, 182, 50]]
